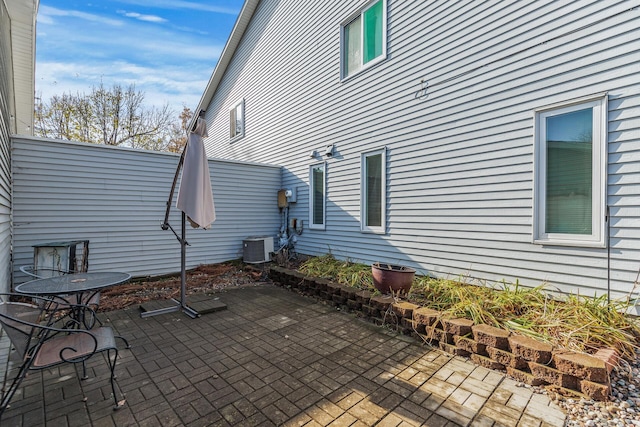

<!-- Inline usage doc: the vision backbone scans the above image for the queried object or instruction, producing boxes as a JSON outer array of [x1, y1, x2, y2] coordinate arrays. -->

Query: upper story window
[[230, 99, 244, 141], [361, 148, 386, 233], [341, 0, 387, 80], [533, 94, 607, 247]]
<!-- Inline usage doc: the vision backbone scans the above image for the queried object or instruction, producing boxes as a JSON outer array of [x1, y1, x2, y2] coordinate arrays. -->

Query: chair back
[[19, 265, 68, 279], [0, 302, 41, 359]]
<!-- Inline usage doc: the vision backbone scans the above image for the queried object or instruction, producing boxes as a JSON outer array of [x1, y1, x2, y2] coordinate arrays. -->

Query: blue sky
[[36, 0, 245, 116]]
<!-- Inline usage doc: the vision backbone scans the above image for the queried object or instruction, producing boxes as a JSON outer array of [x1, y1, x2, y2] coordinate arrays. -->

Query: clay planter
[[371, 263, 415, 294]]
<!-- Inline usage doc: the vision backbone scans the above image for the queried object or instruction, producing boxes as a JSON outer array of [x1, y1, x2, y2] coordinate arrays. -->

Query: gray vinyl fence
[[11, 136, 282, 286]]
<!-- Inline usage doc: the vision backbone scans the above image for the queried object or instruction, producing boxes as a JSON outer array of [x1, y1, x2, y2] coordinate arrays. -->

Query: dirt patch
[[99, 261, 269, 312]]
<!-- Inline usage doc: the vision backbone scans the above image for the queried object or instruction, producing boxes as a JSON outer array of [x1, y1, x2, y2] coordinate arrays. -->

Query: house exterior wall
[[11, 136, 282, 285], [0, 1, 13, 293], [200, 0, 640, 300], [5, 0, 37, 135]]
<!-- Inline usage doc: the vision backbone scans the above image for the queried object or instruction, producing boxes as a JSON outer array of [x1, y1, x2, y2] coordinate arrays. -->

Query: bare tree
[[34, 83, 176, 151], [166, 106, 193, 153]]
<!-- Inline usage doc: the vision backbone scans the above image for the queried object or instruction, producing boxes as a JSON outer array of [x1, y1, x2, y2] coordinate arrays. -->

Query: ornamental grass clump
[[299, 254, 374, 290], [297, 255, 640, 362]]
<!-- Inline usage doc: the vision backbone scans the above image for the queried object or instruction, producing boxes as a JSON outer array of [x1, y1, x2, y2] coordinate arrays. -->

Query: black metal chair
[[0, 296, 126, 417]]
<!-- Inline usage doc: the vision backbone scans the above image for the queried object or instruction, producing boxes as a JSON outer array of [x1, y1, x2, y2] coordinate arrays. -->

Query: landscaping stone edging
[[268, 266, 615, 401]]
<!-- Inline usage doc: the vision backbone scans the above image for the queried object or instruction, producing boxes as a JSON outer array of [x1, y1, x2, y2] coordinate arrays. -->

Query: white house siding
[[200, 0, 640, 300], [5, 0, 37, 135], [11, 136, 281, 285], [0, 1, 12, 293]]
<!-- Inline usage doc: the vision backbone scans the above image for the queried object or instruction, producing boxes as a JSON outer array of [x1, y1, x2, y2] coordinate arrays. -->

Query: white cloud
[[113, 0, 240, 15], [38, 5, 124, 26], [36, 59, 216, 114], [35, 1, 239, 116], [118, 10, 168, 23]]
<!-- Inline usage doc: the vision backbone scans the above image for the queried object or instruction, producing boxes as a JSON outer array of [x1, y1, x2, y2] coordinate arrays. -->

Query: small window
[[361, 148, 386, 233], [341, 0, 386, 79], [533, 94, 607, 247], [230, 99, 244, 140], [309, 163, 326, 230]]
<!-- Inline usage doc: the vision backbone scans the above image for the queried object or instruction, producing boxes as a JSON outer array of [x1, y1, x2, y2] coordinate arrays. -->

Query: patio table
[[15, 271, 131, 328]]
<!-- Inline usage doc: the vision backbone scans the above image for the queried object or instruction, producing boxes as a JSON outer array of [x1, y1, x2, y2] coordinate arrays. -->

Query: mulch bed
[[99, 262, 268, 312]]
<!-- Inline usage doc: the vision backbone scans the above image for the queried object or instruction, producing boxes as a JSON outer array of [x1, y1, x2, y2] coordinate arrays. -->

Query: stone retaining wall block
[[412, 307, 441, 328], [580, 379, 611, 401], [355, 290, 372, 304], [508, 335, 553, 364], [370, 295, 395, 311], [592, 348, 619, 375], [506, 367, 545, 386], [441, 318, 474, 336], [472, 324, 510, 350], [440, 342, 471, 357], [454, 336, 489, 357], [471, 354, 505, 371], [486, 347, 528, 370], [528, 362, 579, 389], [553, 351, 608, 384], [393, 302, 420, 319]]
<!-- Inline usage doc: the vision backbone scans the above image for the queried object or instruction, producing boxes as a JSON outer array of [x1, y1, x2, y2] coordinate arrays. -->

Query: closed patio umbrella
[[176, 117, 216, 229], [141, 113, 215, 319]]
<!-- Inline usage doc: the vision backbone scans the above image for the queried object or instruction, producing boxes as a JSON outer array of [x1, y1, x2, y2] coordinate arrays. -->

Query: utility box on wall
[[33, 240, 89, 278], [243, 236, 274, 264]]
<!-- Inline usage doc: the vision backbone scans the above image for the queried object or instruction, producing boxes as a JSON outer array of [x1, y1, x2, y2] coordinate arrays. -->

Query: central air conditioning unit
[[243, 236, 274, 264]]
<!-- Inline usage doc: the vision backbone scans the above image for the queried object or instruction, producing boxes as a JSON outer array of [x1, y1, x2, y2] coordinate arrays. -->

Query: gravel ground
[[101, 261, 640, 426], [559, 348, 640, 427]]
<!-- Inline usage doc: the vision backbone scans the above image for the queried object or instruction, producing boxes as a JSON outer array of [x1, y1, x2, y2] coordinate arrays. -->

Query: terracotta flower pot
[[371, 263, 415, 294]]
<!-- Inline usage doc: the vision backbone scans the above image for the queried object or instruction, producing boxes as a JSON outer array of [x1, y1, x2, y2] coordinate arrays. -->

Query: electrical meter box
[[33, 240, 89, 278]]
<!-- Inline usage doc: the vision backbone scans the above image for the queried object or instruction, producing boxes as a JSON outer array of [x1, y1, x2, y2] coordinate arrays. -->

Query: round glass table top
[[15, 271, 131, 295]]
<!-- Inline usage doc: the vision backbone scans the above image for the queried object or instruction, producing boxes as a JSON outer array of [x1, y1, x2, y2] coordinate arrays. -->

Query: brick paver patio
[[1, 284, 567, 426]]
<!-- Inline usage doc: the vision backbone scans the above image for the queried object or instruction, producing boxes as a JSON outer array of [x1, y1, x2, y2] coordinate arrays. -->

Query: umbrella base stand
[[140, 298, 199, 319], [141, 211, 200, 319]]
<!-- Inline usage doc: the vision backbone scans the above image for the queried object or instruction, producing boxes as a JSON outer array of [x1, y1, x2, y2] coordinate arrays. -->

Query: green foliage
[[298, 255, 640, 361]]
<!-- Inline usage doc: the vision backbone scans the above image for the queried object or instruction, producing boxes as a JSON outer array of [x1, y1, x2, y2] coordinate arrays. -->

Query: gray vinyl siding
[[11, 137, 281, 285], [0, 2, 13, 293], [201, 0, 640, 300]]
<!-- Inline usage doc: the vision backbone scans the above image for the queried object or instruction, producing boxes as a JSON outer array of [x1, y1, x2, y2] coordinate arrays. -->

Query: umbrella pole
[[141, 151, 199, 319], [178, 212, 198, 318], [181, 211, 186, 309]]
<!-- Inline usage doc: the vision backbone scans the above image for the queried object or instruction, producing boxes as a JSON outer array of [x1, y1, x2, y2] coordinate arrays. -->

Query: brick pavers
[[0, 284, 567, 426]]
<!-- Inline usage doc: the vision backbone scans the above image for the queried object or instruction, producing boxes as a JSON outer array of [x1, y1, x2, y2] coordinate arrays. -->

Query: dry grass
[[299, 254, 640, 361]]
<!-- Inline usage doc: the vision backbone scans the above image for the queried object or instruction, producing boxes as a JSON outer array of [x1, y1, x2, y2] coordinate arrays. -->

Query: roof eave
[[191, 0, 260, 129]]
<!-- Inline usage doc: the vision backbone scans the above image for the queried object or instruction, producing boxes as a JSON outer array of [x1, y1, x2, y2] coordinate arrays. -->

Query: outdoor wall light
[[309, 150, 317, 158], [324, 144, 334, 157]]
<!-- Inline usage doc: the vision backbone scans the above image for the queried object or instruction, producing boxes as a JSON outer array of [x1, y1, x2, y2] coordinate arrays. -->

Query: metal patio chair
[[0, 297, 126, 417]]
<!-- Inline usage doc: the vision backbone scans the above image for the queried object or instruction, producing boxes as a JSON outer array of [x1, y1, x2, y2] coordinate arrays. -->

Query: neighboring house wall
[[11, 137, 281, 285], [0, 1, 12, 293], [200, 0, 640, 299]]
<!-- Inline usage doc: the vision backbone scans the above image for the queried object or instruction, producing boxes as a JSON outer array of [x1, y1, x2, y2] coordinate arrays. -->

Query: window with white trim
[[341, 0, 387, 79], [230, 99, 244, 140], [533, 94, 607, 247], [309, 163, 326, 230], [361, 148, 386, 233]]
